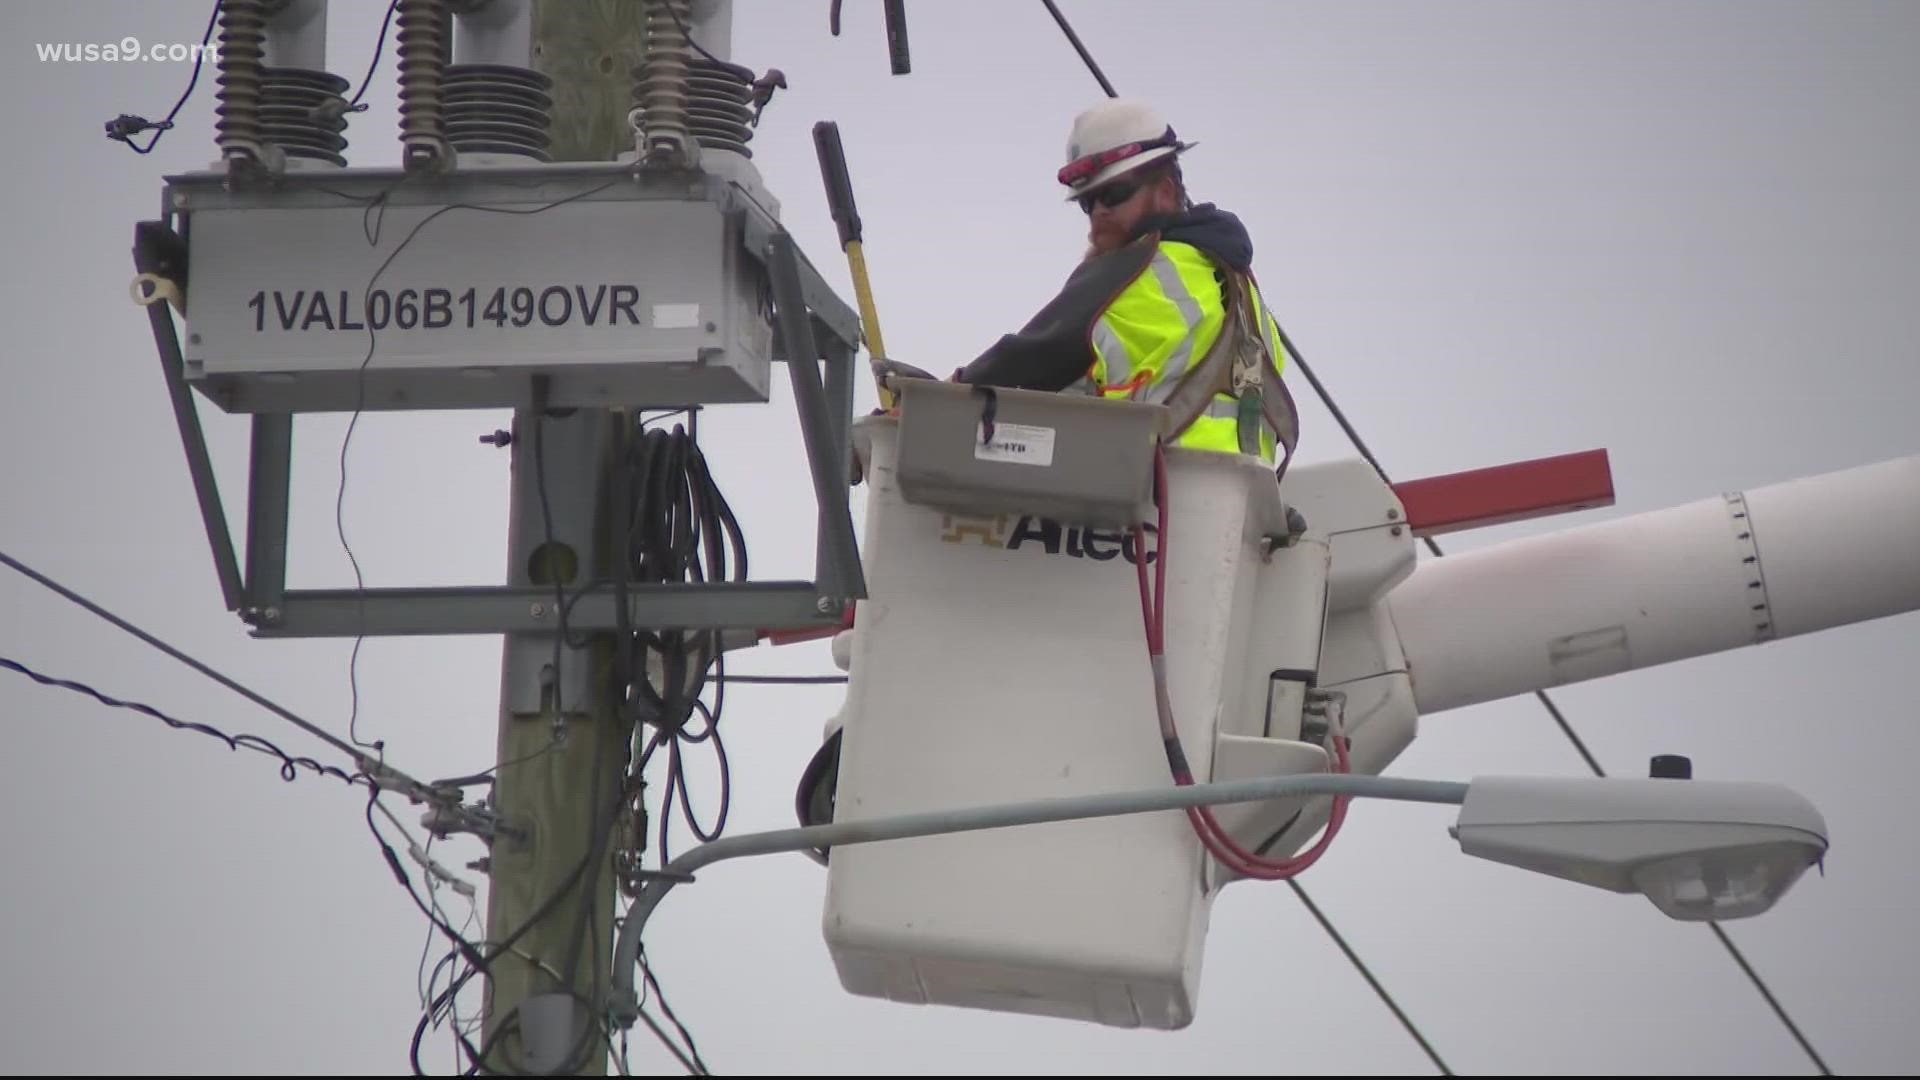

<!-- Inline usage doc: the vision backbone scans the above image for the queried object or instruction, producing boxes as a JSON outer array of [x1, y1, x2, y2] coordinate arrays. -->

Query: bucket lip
[[853, 412, 1282, 481]]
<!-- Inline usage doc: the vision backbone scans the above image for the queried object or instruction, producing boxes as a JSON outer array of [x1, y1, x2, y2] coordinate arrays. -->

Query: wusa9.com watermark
[[38, 38, 219, 64]]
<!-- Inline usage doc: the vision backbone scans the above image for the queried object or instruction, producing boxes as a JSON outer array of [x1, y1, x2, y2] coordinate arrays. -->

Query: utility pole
[[482, 405, 629, 1075], [481, 3, 651, 1074]]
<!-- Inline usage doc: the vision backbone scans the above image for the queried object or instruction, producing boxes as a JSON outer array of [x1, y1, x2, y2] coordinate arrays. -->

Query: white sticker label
[[973, 422, 1056, 467], [653, 302, 701, 330]]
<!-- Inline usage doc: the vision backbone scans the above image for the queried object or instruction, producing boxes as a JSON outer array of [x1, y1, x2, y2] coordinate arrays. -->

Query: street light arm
[[608, 772, 1469, 1026]]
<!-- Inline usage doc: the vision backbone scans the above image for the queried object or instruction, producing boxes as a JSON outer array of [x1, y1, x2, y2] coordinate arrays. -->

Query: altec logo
[[940, 514, 1158, 564]]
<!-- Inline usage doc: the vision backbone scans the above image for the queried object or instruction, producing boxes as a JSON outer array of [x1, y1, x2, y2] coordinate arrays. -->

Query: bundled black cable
[[620, 416, 745, 864]]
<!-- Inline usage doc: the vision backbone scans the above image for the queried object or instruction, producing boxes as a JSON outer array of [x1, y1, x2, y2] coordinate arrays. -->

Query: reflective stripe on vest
[[1084, 240, 1285, 462], [1090, 318, 1136, 389], [1141, 252, 1206, 396], [1182, 398, 1277, 457], [1089, 243, 1223, 399]]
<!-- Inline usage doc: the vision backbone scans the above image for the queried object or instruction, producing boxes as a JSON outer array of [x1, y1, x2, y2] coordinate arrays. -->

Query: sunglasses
[[1077, 178, 1145, 214]]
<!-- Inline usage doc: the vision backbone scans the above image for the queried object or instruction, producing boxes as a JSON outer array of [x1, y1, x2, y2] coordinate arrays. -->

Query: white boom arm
[[1388, 455, 1920, 716]]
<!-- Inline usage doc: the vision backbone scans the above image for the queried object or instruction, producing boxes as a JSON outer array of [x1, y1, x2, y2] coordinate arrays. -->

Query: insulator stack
[[260, 67, 350, 167], [397, 0, 454, 171], [215, 0, 281, 172], [445, 64, 553, 161]]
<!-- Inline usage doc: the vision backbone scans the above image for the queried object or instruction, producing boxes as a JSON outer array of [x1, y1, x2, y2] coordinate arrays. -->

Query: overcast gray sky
[[3, 0, 1917, 1074]]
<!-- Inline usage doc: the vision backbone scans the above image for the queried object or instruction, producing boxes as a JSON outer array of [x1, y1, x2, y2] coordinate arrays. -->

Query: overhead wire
[[609, 896, 691, 1075], [640, 948, 711, 1075], [416, 819, 619, 1076], [323, 0, 429, 757], [103, 0, 222, 154], [1288, 880, 1453, 1075], [367, 792, 490, 978], [633, 1004, 701, 1075], [663, 1, 732, 71], [0, 548, 500, 1071], [398, 819, 484, 1072], [421, 949, 468, 1068], [413, 736, 630, 1074], [1, 653, 361, 787], [365, 789, 491, 1071], [345, 0, 402, 113], [608, 1020, 634, 1077], [0, 547, 431, 791], [1040, 0, 1118, 99]]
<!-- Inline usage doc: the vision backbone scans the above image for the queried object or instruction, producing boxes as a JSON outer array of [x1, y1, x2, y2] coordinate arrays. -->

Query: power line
[[1, 653, 361, 787], [640, 949, 711, 1075], [1708, 921, 1833, 1074], [413, 773, 630, 1074], [633, 1002, 702, 1075], [1504, 675, 1829, 1072], [0, 556, 519, 1069], [345, 1, 402, 112], [1040, 1, 1118, 99], [1273, 317, 1619, 777], [103, 0, 221, 153], [333, 182, 407, 758], [1289, 881, 1452, 1074], [1, 548, 377, 772], [365, 790, 491, 1071]]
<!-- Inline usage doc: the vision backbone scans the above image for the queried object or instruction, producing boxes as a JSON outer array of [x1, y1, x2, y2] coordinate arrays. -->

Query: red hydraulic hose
[[1134, 442, 1350, 880]]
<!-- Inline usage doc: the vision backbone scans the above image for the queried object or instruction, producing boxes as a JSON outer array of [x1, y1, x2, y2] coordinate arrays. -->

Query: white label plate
[[974, 422, 1057, 467]]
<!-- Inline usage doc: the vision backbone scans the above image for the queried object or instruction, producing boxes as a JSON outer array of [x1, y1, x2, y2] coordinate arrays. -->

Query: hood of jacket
[[1133, 202, 1253, 271]]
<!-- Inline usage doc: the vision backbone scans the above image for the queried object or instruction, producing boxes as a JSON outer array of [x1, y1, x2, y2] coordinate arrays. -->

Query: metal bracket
[[763, 228, 867, 603], [422, 800, 522, 845], [137, 221, 243, 612], [1299, 688, 1348, 749]]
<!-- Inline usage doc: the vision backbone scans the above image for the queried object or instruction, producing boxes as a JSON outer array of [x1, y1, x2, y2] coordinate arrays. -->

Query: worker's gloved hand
[[874, 358, 936, 392], [854, 360, 938, 485]]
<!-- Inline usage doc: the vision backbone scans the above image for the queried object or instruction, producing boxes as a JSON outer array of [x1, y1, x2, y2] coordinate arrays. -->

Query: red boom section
[[1393, 449, 1614, 536]]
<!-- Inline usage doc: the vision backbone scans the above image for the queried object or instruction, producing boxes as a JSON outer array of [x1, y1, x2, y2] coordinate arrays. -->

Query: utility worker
[[947, 99, 1300, 470]]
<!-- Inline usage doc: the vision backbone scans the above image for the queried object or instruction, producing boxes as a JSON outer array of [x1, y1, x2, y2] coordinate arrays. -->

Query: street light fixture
[[1453, 774, 1829, 921]]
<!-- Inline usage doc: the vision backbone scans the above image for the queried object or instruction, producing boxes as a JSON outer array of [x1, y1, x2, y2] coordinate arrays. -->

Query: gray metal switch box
[[171, 169, 775, 413]]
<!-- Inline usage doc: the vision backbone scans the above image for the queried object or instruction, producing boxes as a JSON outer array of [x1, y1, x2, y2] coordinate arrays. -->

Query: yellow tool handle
[[844, 240, 894, 408], [815, 120, 898, 411]]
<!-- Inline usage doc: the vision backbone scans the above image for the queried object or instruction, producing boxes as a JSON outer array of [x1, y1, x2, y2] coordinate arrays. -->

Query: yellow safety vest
[[1074, 239, 1292, 461]]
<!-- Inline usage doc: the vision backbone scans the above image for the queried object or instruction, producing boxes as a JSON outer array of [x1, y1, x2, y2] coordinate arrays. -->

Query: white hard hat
[[1058, 99, 1194, 200]]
